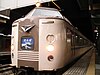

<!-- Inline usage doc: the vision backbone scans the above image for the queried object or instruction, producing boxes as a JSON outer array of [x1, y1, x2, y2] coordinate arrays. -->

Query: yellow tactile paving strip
[[86, 52, 95, 75]]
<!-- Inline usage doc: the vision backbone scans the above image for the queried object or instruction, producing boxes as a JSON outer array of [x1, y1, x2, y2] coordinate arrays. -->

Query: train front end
[[11, 7, 68, 71]]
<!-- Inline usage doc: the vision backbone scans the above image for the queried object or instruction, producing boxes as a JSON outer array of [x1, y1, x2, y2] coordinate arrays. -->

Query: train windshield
[[21, 36, 34, 50], [25, 7, 63, 18]]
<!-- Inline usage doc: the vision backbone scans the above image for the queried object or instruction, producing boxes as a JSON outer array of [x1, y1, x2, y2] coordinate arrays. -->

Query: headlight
[[36, 2, 41, 7], [47, 44, 54, 52]]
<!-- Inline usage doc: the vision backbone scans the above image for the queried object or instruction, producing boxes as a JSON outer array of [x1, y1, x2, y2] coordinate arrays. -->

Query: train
[[11, 7, 93, 72]]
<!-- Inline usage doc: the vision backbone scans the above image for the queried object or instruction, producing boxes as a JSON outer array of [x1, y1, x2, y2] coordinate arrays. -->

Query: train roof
[[25, 7, 63, 18]]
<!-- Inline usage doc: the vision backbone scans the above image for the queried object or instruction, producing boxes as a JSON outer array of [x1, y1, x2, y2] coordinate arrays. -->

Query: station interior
[[0, 0, 100, 75]]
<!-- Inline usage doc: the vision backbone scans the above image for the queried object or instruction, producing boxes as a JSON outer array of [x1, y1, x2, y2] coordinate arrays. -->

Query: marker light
[[47, 44, 54, 52], [36, 2, 41, 7], [11, 45, 14, 51]]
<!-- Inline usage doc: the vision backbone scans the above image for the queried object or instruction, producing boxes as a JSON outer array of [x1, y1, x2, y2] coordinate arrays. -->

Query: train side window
[[66, 29, 71, 43], [76, 35, 81, 46], [21, 36, 34, 50], [79, 37, 85, 46]]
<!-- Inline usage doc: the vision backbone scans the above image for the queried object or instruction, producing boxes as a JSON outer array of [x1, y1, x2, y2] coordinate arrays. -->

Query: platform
[[63, 48, 95, 75]]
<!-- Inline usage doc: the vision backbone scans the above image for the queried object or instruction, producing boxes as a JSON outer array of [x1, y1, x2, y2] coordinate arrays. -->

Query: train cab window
[[33, 8, 62, 17], [21, 36, 34, 50], [25, 7, 63, 18]]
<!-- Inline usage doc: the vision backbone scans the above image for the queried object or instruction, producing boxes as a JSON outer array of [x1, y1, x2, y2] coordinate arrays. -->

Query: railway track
[[0, 64, 14, 75]]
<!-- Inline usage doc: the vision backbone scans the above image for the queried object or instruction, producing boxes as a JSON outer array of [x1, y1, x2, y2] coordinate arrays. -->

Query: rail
[[0, 64, 14, 75]]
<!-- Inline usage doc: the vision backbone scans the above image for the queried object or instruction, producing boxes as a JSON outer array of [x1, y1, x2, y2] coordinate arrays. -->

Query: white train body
[[11, 7, 92, 71]]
